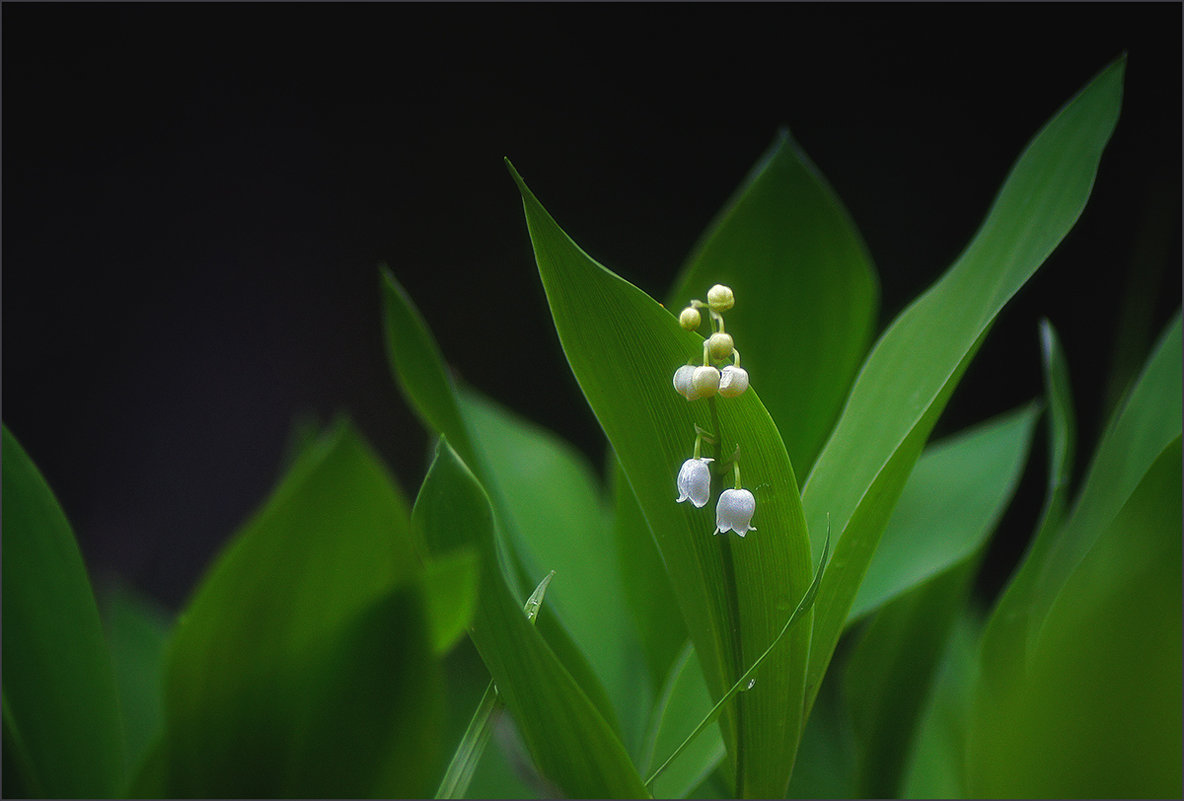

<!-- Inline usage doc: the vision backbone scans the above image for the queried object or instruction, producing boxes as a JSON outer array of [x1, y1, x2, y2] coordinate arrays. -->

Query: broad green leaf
[[900, 610, 982, 799], [642, 642, 726, 800], [800, 57, 1125, 713], [161, 420, 444, 797], [967, 436, 1182, 797], [844, 560, 977, 798], [421, 548, 481, 656], [611, 456, 687, 695], [412, 440, 648, 798], [1028, 312, 1181, 647], [668, 128, 879, 477], [510, 161, 814, 797], [457, 390, 645, 748], [849, 402, 1041, 622], [381, 267, 627, 735], [2, 425, 125, 798], [99, 585, 171, 784], [784, 667, 857, 800]]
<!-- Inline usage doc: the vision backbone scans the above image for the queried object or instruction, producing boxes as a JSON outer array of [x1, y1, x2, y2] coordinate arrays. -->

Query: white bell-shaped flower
[[676, 458, 714, 508], [718, 365, 749, 398], [715, 488, 756, 536], [673, 365, 696, 399]]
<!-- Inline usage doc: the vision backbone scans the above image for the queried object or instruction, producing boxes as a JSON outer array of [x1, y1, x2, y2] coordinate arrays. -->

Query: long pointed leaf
[[800, 57, 1125, 712], [413, 440, 648, 798], [510, 161, 814, 797]]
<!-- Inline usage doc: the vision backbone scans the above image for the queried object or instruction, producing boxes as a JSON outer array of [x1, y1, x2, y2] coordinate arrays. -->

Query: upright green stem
[[708, 396, 745, 795]]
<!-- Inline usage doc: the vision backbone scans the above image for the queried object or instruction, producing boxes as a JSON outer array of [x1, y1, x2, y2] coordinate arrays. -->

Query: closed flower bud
[[691, 365, 720, 398], [673, 365, 696, 399], [676, 457, 714, 508], [707, 284, 735, 312], [715, 488, 756, 537], [707, 332, 734, 361], [679, 306, 701, 330], [718, 365, 749, 397]]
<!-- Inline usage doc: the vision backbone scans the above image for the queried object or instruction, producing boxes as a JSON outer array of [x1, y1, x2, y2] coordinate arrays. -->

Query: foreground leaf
[[668, 129, 879, 476], [413, 440, 648, 798], [510, 161, 815, 797], [2, 425, 125, 798], [800, 57, 1125, 713], [161, 420, 443, 797]]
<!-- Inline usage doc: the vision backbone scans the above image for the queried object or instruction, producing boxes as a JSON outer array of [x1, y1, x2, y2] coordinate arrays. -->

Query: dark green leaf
[[2, 425, 125, 797], [667, 130, 879, 476]]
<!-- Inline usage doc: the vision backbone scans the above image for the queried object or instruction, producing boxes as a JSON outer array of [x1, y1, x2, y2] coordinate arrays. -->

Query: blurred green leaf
[[99, 584, 171, 784], [2, 425, 125, 797], [800, 57, 1125, 714], [1027, 312, 1181, 647], [642, 642, 726, 799], [850, 402, 1041, 622], [421, 548, 481, 656], [160, 419, 444, 797], [412, 440, 648, 797], [900, 610, 982, 799], [668, 128, 879, 477], [457, 390, 646, 748], [381, 267, 627, 736], [510, 160, 814, 797], [967, 436, 1182, 797], [610, 456, 687, 696]]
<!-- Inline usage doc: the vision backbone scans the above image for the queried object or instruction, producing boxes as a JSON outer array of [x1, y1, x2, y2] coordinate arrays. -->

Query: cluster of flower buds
[[672, 284, 756, 537], [672, 284, 749, 401]]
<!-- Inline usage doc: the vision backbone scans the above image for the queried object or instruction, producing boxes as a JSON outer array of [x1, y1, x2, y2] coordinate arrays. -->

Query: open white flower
[[676, 457, 714, 508], [715, 488, 756, 536]]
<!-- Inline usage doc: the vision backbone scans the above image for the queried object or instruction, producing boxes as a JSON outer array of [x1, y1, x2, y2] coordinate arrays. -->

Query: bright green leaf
[[668, 129, 879, 477], [2, 425, 125, 798], [849, 402, 1040, 622], [800, 57, 1125, 714], [160, 419, 443, 797], [421, 548, 481, 656], [413, 440, 648, 798], [510, 160, 814, 797]]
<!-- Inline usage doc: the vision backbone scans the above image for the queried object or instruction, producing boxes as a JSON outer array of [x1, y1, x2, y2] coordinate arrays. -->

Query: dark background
[[4, 3, 1180, 611]]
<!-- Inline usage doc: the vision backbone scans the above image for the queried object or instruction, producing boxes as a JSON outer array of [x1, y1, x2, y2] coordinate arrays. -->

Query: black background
[[4, 3, 1180, 611]]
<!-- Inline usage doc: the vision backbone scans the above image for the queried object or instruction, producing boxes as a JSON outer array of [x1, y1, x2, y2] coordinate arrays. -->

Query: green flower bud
[[707, 283, 735, 312], [679, 306, 701, 330], [707, 332, 734, 361]]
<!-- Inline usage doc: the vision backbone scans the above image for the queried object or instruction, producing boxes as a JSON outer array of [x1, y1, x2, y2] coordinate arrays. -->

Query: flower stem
[[708, 396, 745, 795]]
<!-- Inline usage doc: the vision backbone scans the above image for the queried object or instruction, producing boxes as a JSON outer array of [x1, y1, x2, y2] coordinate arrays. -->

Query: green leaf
[[99, 584, 171, 785], [967, 436, 1182, 797], [642, 642, 726, 800], [668, 129, 879, 477], [1027, 312, 1182, 647], [457, 390, 646, 748], [611, 456, 687, 695], [2, 425, 125, 797], [510, 161, 815, 796], [421, 548, 481, 656], [412, 440, 648, 798], [784, 666, 857, 800], [160, 419, 444, 797], [800, 57, 1126, 713], [844, 559, 978, 798], [380, 265, 477, 467], [849, 402, 1041, 622]]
